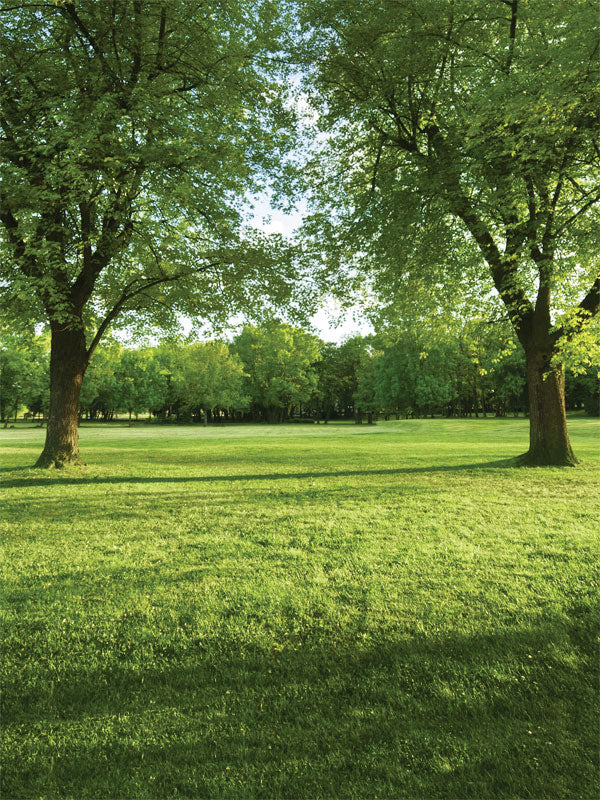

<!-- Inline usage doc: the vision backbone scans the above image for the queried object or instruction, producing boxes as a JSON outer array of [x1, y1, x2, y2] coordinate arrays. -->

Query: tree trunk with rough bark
[[35, 323, 88, 468], [520, 347, 578, 466]]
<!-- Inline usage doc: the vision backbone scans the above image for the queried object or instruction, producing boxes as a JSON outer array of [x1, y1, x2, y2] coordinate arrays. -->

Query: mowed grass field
[[1, 417, 598, 799]]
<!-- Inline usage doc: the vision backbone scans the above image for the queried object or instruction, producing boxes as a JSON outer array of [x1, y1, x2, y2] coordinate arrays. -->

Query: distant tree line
[[1, 319, 598, 427]]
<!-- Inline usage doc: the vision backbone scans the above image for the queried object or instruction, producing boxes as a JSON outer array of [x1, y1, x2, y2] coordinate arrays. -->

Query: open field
[[1, 418, 599, 799]]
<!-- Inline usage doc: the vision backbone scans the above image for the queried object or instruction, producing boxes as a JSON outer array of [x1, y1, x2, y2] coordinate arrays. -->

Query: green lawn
[[1, 418, 598, 799]]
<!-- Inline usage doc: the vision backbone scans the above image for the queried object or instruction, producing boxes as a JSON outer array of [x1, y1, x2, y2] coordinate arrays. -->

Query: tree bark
[[35, 323, 88, 468], [520, 348, 578, 466]]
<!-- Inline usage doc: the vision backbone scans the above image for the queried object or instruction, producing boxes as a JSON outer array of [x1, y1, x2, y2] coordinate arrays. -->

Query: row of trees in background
[[3, 320, 598, 427]]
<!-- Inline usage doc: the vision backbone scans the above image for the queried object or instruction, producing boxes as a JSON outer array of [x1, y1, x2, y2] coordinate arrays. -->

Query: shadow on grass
[[2, 615, 596, 799], [2, 480, 443, 526], [0, 459, 518, 489]]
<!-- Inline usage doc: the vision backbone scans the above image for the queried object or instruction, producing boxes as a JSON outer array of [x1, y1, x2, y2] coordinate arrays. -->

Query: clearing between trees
[[1, 418, 598, 799]]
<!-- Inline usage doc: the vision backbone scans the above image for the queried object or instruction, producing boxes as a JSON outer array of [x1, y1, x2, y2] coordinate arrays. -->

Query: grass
[[1, 417, 598, 799]]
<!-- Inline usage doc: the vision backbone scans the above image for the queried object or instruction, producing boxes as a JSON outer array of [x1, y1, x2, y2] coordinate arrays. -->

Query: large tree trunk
[[520, 347, 578, 466], [35, 323, 88, 468]]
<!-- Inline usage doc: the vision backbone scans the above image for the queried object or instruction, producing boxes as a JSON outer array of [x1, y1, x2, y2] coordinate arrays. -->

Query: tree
[[353, 345, 381, 423], [566, 369, 600, 416], [1, 0, 298, 466], [489, 345, 527, 416], [233, 321, 321, 421], [373, 325, 459, 417], [115, 347, 165, 421], [327, 336, 372, 418], [374, 339, 420, 419], [312, 342, 340, 420], [148, 340, 182, 419], [299, 0, 599, 464], [78, 338, 123, 420], [314, 336, 368, 420], [175, 341, 248, 424], [23, 333, 51, 424], [0, 327, 43, 426]]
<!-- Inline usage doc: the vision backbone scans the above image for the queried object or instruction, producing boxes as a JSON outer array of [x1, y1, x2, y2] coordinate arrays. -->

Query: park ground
[[1, 417, 598, 799]]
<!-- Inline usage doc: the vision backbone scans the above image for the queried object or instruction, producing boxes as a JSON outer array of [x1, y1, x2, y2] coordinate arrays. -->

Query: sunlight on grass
[[1, 418, 598, 798]]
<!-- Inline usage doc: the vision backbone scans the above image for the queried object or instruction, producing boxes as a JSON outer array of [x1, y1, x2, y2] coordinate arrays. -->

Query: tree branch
[[148, 5, 167, 80], [60, 3, 121, 90], [550, 276, 600, 345], [86, 263, 220, 359], [370, 136, 384, 192], [555, 190, 600, 236], [0, 203, 29, 269], [426, 125, 534, 338], [578, 276, 600, 318], [505, 0, 518, 74]]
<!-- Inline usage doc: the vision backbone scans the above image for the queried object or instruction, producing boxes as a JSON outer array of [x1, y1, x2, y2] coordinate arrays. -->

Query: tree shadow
[[1, 479, 441, 526], [0, 459, 518, 489]]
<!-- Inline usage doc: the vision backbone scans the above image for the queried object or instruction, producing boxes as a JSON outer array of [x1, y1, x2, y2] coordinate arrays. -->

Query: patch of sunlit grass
[[1, 417, 598, 798]]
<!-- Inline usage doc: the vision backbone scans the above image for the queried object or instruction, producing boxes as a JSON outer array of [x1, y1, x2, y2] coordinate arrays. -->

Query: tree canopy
[[1, 0, 300, 329]]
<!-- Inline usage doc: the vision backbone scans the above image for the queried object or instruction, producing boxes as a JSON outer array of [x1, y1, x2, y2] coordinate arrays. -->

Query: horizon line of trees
[[2, 319, 598, 428]]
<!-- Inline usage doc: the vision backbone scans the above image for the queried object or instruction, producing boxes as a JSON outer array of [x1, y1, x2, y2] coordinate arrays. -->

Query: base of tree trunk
[[34, 450, 86, 469], [514, 447, 579, 467]]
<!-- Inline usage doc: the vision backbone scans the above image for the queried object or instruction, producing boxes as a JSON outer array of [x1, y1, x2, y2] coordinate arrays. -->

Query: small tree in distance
[[175, 341, 249, 425], [233, 322, 321, 422]]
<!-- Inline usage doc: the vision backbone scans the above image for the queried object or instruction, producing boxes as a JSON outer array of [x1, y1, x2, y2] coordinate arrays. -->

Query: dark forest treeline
[[1, 320, 598, 427]]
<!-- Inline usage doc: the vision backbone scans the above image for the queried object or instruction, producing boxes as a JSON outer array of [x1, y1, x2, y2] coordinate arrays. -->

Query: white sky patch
[[248, 193, 304, 236], [311, 299, 374, 343]]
